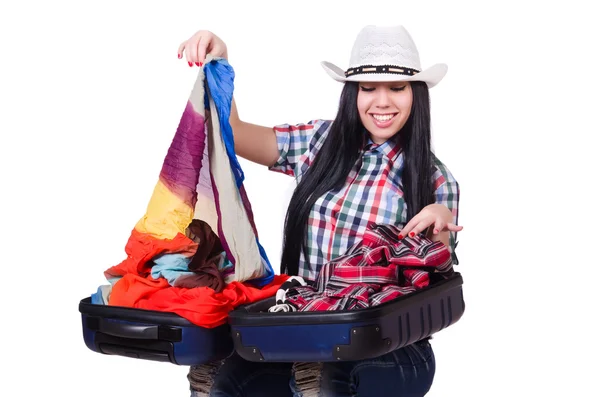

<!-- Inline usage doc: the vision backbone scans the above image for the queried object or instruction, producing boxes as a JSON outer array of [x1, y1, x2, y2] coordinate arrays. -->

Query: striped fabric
[[103, 56, 274, 297], [270, 120, 460, 281], [279, 223, 453, 312]]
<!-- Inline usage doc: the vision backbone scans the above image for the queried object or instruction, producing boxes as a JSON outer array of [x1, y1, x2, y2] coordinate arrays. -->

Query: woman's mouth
[[370, 113, 398, 128]]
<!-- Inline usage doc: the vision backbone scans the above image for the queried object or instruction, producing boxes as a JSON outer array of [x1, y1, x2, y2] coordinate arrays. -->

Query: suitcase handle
[[99, 319, 159, 340]]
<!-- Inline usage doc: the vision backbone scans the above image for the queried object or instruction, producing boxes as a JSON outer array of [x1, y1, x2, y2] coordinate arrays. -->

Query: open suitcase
[[228, 272, 464, 362], [79, 297, 234, 365], [80, 272, 464, 365]]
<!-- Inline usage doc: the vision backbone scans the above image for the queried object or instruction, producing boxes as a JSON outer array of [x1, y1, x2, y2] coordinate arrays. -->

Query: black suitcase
[[79, 297, 233, 365], [228, 272, 464, 362]]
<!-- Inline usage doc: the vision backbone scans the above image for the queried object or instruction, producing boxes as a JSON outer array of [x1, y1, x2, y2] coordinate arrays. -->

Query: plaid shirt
[[272, 224, 453, 312], [270, 119, 459, 281]]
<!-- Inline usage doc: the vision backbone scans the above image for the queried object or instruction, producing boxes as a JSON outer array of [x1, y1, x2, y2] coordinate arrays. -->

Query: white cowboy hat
[[321, 25, 447, 88]]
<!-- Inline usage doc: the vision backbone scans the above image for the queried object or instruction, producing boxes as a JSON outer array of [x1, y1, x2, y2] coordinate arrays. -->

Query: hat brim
[[321, 61, 448, 88]]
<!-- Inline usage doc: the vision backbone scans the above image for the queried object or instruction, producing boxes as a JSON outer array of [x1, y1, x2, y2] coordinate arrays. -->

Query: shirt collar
[[363, 134, 403, 161]]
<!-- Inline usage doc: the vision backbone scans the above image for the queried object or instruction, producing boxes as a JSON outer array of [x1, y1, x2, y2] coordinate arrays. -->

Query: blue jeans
[[189, 339, 435, 396]]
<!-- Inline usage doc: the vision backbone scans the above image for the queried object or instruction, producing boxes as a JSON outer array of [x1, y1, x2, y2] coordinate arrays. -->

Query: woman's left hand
[[399, 204, 463, 239]]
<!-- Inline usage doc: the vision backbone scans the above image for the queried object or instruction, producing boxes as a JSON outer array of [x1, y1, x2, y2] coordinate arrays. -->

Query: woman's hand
[[177, 30, 228, 67], [399, 204, 463, 239]]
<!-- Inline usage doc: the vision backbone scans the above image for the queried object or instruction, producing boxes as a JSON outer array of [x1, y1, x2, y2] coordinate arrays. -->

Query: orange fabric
[[109, 273, 289, 328], [104, 229, 197, 278]]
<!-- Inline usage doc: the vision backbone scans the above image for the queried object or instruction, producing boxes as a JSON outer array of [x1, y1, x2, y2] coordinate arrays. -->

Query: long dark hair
[[280, 81, 436, 275]]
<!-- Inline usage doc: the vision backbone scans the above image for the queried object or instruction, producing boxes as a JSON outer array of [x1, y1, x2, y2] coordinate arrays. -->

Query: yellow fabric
[[134, 180, 194, 239]]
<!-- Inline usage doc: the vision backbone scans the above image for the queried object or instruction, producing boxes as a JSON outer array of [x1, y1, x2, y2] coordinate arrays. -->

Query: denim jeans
[[189, 339, 435, 397]]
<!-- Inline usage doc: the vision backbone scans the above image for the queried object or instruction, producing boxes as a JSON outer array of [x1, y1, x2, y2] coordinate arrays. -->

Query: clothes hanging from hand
[[96, 56, 285, 325]]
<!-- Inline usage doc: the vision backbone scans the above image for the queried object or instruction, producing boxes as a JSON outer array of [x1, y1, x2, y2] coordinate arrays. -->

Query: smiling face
[[356, 81, 413, 144]]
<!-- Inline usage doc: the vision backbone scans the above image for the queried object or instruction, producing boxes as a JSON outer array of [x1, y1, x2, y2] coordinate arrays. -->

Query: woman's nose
[[375, 90, 391, 108]]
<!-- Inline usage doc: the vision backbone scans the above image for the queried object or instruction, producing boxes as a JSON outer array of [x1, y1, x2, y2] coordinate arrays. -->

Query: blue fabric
[[291, 340, 436, 396], [204, 58, 244, 188], [150, 253, 192, 284], [197, 340, 435, 396], [252, 236, 274, 286], [90, 285, 112, 305], [202, 58, 274, 286], [90, 286, 105, 305], [150, 252, 234, 287], [198, 353, 293, 397]]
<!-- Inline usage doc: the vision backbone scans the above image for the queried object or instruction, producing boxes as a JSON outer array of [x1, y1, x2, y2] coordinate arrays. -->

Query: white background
[[1, 0, 599, 396]]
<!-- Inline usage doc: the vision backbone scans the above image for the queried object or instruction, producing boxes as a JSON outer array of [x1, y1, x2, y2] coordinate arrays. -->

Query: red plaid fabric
[[283, 223, 452, 312]]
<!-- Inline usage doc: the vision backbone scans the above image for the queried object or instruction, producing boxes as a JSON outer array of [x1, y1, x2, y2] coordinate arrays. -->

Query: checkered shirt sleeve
[[268, 119, 330, 176]]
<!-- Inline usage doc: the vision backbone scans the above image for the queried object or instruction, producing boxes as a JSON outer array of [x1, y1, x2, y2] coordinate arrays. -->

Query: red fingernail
[[199, 62, 203, 66], [409, 232, 415, 237], [195, 62, 200, 66], [178, 53, 182, 59], [398, 234, 404, 239], [188, 62, 193, 67]]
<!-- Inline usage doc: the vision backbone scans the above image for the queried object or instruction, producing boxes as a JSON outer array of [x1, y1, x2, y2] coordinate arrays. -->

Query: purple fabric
[[159, 101, 206, 207]]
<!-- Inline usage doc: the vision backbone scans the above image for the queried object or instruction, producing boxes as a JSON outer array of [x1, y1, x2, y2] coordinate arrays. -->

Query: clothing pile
[[92, 56, 288, 328], [269, 223, 453, 313]]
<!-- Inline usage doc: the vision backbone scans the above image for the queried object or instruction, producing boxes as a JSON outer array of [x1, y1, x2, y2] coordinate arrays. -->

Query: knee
[[291, 361, 352, 397], [290, 362, 325, 396], [188, 361, 224, 396]]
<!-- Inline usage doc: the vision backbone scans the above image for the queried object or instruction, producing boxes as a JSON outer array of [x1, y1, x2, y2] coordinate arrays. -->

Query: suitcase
[[79, 297, 234, 365], [228, 272, 464, 362]]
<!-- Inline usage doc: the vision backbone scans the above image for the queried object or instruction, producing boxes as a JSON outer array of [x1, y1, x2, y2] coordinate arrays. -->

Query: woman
[[180, 24, 462, 397]]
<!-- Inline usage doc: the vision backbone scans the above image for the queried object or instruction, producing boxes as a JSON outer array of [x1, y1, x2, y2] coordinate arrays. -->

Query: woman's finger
[[399, 215, 421, 238], [408, 219, 433, 238], [432, 218, 445, 235], [183, 39, 196, 66], [177, 42, 184, 59], [401, 216, 431, 239], [445, 223, 464, 232], [196, 34, 210, 65]]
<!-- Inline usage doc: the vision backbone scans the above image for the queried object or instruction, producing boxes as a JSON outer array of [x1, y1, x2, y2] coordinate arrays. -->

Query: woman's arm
[[178, 30, 280, 167], [400, 155, 461, 263], [229, 99, 280, 167]]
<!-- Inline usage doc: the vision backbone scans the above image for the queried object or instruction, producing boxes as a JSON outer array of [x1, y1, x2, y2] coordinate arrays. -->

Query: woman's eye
[[360, 86, 376, 92], [391, 86, 406, 92]]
